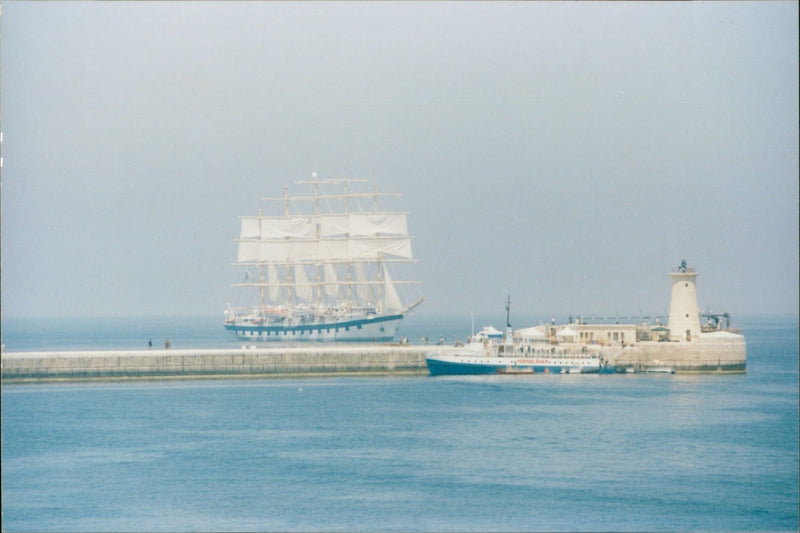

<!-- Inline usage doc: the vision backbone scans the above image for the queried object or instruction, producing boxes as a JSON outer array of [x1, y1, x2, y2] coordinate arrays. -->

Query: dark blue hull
[[426, 359, 501, 376], [224, 313, 403, 342], [425, 358, 599, 376]]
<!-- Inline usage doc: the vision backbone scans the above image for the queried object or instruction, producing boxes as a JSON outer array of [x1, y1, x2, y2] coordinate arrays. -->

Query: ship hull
[[425, 354, 601, 376], [224, 313, 404, 342]]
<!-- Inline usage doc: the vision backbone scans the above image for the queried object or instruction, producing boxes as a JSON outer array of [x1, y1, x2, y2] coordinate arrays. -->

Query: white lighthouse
[[667, 259, 701, 342]]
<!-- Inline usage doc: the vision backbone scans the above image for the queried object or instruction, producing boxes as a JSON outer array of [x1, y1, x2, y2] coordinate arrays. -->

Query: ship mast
[[284, 184, 294, 313], [344, 176, 353, 307], [374, 180, 384, 312], [258, 208, 266, 315], [504, 295, 513, 349], [310, 169, 322, 313], [505, 295, 512, 329]]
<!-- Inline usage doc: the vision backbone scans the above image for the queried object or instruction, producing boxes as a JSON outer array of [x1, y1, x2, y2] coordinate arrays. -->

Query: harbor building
[[517, 260, 747, 372]]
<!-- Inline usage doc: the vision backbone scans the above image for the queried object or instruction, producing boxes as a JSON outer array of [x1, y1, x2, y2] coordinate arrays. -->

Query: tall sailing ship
[[224, 170, 423, 342]]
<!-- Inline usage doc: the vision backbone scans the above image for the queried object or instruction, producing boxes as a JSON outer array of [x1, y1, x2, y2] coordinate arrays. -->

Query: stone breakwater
[[1, 345, 438, 383], [1, 333, 747, 383], [612, 332, 747, 373]]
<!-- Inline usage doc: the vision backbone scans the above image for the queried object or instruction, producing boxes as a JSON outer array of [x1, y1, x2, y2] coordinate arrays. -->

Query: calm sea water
[[2, 315, 798, 531]]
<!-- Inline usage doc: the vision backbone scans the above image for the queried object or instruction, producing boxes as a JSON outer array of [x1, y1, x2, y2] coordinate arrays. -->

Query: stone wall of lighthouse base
[[613, 332, 747, 373]]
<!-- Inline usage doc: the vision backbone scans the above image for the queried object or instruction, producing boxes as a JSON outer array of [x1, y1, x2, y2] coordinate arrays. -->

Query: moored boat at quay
[[425, 350, 604, 376], [426, 260, 747, 376], [426, 297, 605, 376]]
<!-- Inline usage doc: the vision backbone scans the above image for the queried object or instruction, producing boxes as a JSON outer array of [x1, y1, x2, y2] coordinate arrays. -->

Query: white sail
[[239, 237, 412, 263], [288, 240, 319, 262], [318, 213, 407, 237], [241, 216, 319, 240], [382, 263, 403, 313], [319, 214, 350, 237], [355, 263, 370, 300], [237, 241, 261, 263], [348, 237, 413, 260], [238, 231, 412, 264], [349, 213, 408, 236], [268, 263, 280, 300], [324, 262, 340, 298], [258, 241, 289, 263], [240, 217, 261, 239], [314, 239, 340, 262], [241, 237, 413, 263], [294, 264, 312, 300], [318, 237, 412, 262], [237, 239, 318, 263], [261, 216, 315, 239]]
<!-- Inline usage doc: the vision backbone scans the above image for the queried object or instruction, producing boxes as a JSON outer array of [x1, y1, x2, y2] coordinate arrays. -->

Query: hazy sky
[[2, 1, 798, 320]]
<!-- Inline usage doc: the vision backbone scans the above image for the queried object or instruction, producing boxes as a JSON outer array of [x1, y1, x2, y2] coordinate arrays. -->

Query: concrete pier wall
[[1, 345, 435, 382], [613, 332, 747, 372], [2, 332, 747, 382]]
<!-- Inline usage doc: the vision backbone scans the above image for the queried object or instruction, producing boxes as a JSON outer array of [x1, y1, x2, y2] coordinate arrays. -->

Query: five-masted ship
[[224, 170, 423, 342]]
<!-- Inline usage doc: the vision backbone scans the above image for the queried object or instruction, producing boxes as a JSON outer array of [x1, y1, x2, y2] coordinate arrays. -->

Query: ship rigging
[[224, 169, 423, 342]]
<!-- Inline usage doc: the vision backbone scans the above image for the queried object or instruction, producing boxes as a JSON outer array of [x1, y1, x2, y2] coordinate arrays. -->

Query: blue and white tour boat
[[426, 297, 603, 376]]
